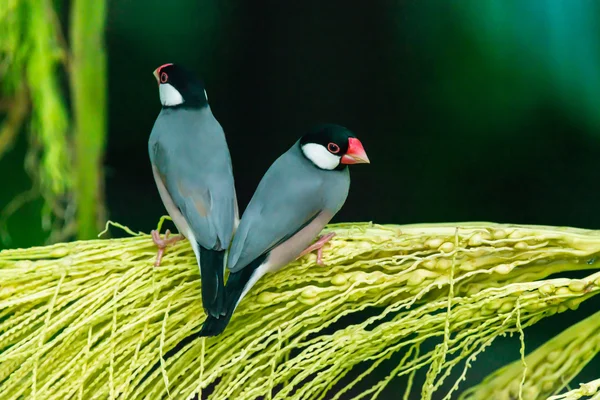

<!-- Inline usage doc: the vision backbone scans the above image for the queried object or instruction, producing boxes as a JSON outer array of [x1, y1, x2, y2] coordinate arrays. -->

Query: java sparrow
[[196, 123, 370, 337], [148, 63, 238, 318]]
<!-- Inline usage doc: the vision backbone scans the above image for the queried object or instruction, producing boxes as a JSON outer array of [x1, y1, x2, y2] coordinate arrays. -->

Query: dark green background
[[1, 1, 599, 398]]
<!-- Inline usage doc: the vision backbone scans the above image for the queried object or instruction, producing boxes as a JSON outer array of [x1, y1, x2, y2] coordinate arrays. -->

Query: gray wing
[[149, 112, 236, 250], [227, 148, 345, 272]]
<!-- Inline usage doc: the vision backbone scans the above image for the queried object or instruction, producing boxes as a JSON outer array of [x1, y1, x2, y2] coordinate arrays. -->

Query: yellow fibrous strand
[[0, 221, 599, 399], [461, 308, 600, 400]]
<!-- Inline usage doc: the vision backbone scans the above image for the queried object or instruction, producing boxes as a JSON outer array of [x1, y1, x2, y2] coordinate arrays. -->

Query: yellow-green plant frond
[[461, 308, 600, 400], [0, 0, 71, 193], [547, 379, 600, 400], [24, 0, 71, 197], [548, 379, 600, 400], [0, 221, 599, 399], [0, 0, 72, 239]]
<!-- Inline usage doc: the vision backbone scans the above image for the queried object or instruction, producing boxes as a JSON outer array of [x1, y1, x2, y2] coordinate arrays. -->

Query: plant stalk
[[69, 0, 107, 239]]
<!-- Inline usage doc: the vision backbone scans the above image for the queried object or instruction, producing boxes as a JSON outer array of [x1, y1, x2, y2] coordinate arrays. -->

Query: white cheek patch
[[301, 143, 340, 170], [159, 83, 184, 106], [204, 89, 208, 102]]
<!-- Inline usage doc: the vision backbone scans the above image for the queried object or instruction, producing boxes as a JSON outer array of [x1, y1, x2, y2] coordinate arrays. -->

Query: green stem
[[69, 0, 107, 239]]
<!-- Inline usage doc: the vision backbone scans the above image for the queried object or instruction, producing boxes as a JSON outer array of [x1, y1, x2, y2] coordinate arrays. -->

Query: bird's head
[[153, 63, 208, 108], [300, 124, 370, 170]]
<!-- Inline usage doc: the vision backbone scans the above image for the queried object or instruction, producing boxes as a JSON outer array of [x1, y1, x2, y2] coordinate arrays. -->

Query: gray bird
[[199, 124, 370, 336], [148, 63, 238, 319]]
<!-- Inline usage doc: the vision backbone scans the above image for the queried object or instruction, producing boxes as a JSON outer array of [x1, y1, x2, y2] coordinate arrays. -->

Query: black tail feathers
[[197, 312, 231, 337], [199, 254, 265, 337], [198, 267, 249, 336], [198, 246, 225, 318]]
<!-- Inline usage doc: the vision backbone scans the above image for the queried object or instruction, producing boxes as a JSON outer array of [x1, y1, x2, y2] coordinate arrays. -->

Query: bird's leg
[[151, 229, 184, 267], [297, 232, 336, 266]]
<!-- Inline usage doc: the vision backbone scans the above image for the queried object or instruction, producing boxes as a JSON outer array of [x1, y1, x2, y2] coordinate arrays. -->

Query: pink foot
[[296, 232, 336, 266], [151, 229, 183, 267]]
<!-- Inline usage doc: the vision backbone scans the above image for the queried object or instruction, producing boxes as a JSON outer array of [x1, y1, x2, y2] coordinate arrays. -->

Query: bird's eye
[[327, 142, 340, 154], [160, 72, 168, 83]]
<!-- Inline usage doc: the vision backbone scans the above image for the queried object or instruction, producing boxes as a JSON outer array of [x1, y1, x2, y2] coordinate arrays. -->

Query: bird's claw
[[151, 229, 183, 267], [297, 232, 336, 266]]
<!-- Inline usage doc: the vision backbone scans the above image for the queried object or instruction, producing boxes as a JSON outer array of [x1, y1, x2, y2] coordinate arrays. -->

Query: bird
[[199, 123, 370, 337], [147, 124, 369, 372], [148, 63, 238, 319]]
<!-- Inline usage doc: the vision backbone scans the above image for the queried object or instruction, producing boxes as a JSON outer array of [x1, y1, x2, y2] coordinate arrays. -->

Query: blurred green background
[[1, 0, 599, 398]]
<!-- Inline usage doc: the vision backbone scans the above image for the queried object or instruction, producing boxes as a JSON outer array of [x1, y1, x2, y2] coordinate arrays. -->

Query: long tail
[[198, 255, 263, 336], [198, 245, 226, 318]]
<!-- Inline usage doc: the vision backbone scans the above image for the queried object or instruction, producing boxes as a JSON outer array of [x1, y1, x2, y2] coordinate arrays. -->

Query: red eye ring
[[327, 142, 340, 154], [160, 72, 168, 83]]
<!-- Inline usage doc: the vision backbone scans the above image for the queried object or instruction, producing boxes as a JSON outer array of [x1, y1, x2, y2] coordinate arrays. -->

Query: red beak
[[341, 137, 370, 164], [153, 63, 173, 83]]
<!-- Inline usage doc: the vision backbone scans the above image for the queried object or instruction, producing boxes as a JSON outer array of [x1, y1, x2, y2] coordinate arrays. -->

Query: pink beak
[[153, 63, 173, 84], [341, 137, 370, 164]]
